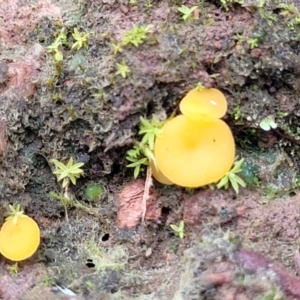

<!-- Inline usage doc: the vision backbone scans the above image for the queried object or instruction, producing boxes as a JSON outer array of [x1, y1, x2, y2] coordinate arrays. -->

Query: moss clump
[[84, 183, 105, 202], [239, 160, 260, 187]]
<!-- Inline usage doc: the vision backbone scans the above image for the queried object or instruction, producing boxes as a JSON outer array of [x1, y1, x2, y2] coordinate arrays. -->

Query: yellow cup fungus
[[0, 205, 40, 261], [153, 88, 235, 188], [180, 88, 227, 120], [149, 160, 174, 185]]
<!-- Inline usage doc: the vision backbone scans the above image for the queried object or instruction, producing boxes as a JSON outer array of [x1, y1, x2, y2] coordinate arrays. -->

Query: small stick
[[141, 166, 153, 223]]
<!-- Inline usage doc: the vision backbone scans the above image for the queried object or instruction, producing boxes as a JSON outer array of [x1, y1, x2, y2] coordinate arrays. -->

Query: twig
[[141, 166, 153, 223]]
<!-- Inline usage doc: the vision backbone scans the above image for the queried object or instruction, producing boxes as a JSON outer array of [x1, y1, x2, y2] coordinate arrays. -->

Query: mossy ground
[[1, 0, 300, 299]]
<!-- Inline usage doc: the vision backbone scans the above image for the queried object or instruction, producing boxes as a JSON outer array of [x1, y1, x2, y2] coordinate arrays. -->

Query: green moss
[[84, 183, 105, 202], [121, 25, 151, 47], [217, 158, 246, 194], [240, 160, 260, 187]]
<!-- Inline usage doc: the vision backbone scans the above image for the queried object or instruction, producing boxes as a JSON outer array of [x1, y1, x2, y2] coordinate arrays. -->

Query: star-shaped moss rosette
[[71, 28, 90, 50], [126, 116, 166, 179], [51, 157, 84, 188], [170, 220, 185, 239], [216, 157, 246, 194]]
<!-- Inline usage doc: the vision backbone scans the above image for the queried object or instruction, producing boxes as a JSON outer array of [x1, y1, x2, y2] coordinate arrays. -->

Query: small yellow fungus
[[180, 88, 227, 120], [154, 115, 235, 187], [0, 206, 40, 261], [149, 160, 173, 185]]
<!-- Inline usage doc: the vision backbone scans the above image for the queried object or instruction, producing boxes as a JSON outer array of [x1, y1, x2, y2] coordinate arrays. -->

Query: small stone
[[44, 248, 57, 262], [145, 247, 152, 258], [120, 5, 128, 14], [0, 62, 8, 84]]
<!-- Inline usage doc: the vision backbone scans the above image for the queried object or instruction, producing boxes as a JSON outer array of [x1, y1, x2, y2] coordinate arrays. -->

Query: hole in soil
[[101, 233, 110, 241], [290, 191, 296, 197], [86, 259, 95, 268], [111, 162, 121, 175], [201, 287, 217, 298], [161, 206, 171, 216], [161, 207, 171, 223], [31, 153, 48, 168]]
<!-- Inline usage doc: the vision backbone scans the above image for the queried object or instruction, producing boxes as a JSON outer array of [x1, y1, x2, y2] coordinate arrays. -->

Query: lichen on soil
[[2, 0, 300, 299]]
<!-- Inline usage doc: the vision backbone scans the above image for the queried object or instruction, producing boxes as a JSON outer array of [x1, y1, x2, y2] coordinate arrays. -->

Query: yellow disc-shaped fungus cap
[[180, 88, 227, 120], [0, 215, 40, 261], [154, 115, 235, 187]]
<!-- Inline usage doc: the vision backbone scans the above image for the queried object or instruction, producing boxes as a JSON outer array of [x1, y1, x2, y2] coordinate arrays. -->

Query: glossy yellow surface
[[154, 115, 235, 187], [0, 215, 40, 261], [180, 88, 227, 120], [149, 160, 174, 185]]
